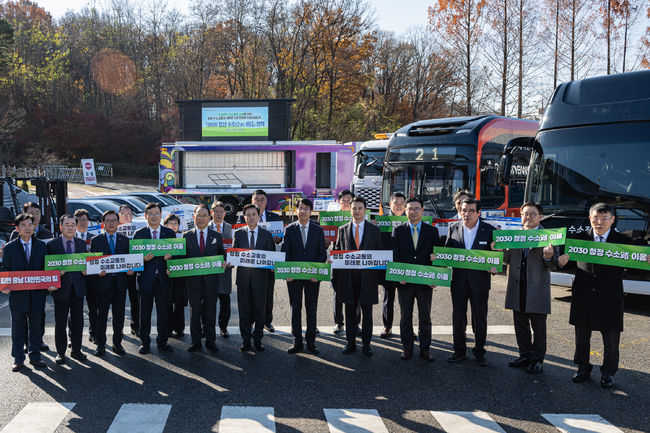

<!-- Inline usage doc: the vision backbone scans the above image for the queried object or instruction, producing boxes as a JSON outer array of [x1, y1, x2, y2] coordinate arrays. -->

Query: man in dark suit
[[119, 204, 139, 337], [185, 204, 226, 353], [239, 189, 282, 333], [391, 197, 441, 361], [443, 198, 497, 366], [331, 189, 356, 334], [210, 201, 233, 338], [71, 208, 97, 344], [89, 210, 132, 356], [47, 214, 88, 364], [558, 203, 642, 389], [2, 213, 54, 372], [281, 199, 327, 355], [74, 208, 95, 251], [132, 202, 175, 354], [232, 204, 276, 352], [333, 196, 383, 356]]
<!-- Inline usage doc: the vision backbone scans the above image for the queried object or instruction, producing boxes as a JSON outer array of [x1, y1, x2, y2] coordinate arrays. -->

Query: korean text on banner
[[129, 238, 186, 256], [0, 271, 61, 291], [565, 239, 650, 270], [275, 261, 331, 281], [432, 246, 503, 272], [373, 216, 433, 233], [45, 253, 102, 272], [86, 254, 144, 275], [167, 255, 225, 278], [226, 248, 286, 269], [384, 262, 451, 287], [329, 250, 393, 269], [493, 227, 567, 249]]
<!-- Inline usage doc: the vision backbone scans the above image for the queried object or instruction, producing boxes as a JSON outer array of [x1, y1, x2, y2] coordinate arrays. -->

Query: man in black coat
[[391, 197, 441, 361], [333, 196, 383, 356], [119, 204, 139, 337], [232, 204, 276, 352], [281, 199, 327, 355], [2, 213, 55, 372], [442, 198, 497, 366], [89, 210, 132, 356], [47, 214, 88, 364], [185, 204, 226, 353], [558, 203, 646, 389], [132, 202, 176, 354]]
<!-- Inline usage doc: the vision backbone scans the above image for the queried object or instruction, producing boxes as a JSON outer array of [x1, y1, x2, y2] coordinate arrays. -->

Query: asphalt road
[[1, 276, 649, 433]]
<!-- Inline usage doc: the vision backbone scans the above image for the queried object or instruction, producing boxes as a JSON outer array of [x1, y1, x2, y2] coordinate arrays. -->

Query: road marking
[[1, 402, 75, 433], [324, 408, 389, 433], [541, 414, 624, 433], [219, 406, 275, 432], [106, 403, 172, 433], [431, 411, 507, 433]]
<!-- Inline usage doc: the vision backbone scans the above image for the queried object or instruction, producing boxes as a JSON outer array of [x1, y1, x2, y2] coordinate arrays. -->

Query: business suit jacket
[[444, 220, 495, 292], [281, 220, 327, 264], [210, 221, 233, 294], [10, 225, 53, 241], [233, 226, 275, 289], [46, 236, 87, 299], [77, 231, 95, 252], [238, 210, 281, 223], [89, 232, 130, 292], [391, 221, 441, 267], [183, 227, 226, 290], [503, 227, 559, 315], [132, 225, 176, 292], [569, 228, 632, 332], [1, 237, 48, 312], [332, 221, 383, 305]]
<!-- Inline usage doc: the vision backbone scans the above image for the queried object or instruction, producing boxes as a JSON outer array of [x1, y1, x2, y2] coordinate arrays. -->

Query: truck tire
[[219, 196, 240, 218]]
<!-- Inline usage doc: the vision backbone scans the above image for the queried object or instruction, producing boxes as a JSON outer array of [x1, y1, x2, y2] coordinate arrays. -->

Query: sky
[[30, 0, 432, 34]]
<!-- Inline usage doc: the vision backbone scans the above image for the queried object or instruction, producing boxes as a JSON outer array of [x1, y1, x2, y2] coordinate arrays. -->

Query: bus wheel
[[219, 197, 239, 218]]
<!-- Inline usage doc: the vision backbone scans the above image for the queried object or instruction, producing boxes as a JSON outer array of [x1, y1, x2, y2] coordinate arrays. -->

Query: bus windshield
[[355, 150, 385, 177]]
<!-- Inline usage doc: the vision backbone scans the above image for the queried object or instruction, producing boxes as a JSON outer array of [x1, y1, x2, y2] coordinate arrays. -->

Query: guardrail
[[0, 163, 113, 183]]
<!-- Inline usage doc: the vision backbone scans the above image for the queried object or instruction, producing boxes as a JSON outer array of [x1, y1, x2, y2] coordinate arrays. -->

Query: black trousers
[[12, 301, 43, 363], [345, 302, 373, 347], [188, 284, 217, 344], [24, 310, 46, 346], [332, 284, 361, 327], [287, 280, 319, 345], [168, 281, 186, 334], [451, 285, 489, 357], [95, 279, 126, 346], [574, 327, 620, 376], [238, 284, 266, 343], [265, 275, 275, 326], [54, 293, 84, 355], [86, 286, 97, 339], [139, 278, 170, 346], [217, 294, 231, 330], [127, 273, 139, 332], [513, 311, 547, 362], [397, 284, 432, 352], [381, 282, 396, 329]]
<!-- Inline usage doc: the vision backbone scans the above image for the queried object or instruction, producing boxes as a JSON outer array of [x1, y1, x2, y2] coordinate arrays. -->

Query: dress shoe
[[71, 351, 87, 361], [342, 344, 356, 354], [419, 350, 434, 362], [112, 344, 126, 355], [473, 355, 488, 366], [333, 324, 344, 334], [29, 359, 47, 369], [306, 344, 320, 354], [11, 362, 24, 372], [187, 342, 202, 353], [94, 345, 106, 357], [206, 341, 219, 353], [380, 328, 392, 339], [240, 341, 252, 352], [362, 346, 373, 357], [288, 344, 303, 354], [447, 353, 467, 363], [138, 345, 151, 355], [509, 356, 530, 368], [55, 354, 66, 365], [400, 350, 413, 360], [174, 331, 185, 338], [220, 328, 230, 338], [572, 371, 591, 383], [526, 361, 543, 374], [157, 343, 173, 352], [40, 343, 49, 351], [254, 341, 265, 352], [601, 375, 615, 389], [264, 324, 275, 333]]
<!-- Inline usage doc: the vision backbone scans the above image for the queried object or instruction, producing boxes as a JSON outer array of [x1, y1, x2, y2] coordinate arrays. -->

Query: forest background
[[0, 0, 648, 178]]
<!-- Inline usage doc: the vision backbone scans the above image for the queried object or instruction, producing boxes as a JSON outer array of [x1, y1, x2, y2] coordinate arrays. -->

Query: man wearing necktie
[[281, 199, 327, 355], [74, 209, 95, 252], [210, 201, 233, 338], [119, 204, 140, 338], [47, 214, 89, 364]]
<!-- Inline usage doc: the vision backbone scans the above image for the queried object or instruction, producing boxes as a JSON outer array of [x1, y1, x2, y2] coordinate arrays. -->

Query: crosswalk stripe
[[431, 411, 507, 433], [0, 402, 75, 433], [106, 403, 172, 433], [541, 414, 624, 433], [219, 406, 275, 432], [324, 408, 389, 433]]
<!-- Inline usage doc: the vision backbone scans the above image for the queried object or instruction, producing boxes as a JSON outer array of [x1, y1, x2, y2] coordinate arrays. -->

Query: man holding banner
[[333, 196, 383, 356], [210, 201, 233, 338], [281, 199, 327, 354], [392, 198, 441, 361], [46, 214, 88, 363], [119, 204, 140, 338]]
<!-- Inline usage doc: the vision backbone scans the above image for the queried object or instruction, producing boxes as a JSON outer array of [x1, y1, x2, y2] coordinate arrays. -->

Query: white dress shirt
[[149, 226, 161, 239], [196, 228, 208, 246], [76, 231, 88, 241], [594, 229, 611, 243], [352, 220, 364, 246], [463, 222, 479, 250], [246, 226, 258, 248]]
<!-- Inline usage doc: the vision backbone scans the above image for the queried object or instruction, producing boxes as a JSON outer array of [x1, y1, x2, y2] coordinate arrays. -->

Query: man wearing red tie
[[209, 201, 233, 338]]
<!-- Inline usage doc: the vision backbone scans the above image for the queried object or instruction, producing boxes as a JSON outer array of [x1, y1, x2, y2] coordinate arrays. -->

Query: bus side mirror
[[358, 163, 366, 179], [485, 166, 498, 186], [498, 154, 513, 186]]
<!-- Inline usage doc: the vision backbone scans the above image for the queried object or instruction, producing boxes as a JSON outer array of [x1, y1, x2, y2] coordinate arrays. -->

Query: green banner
[[129, 238, 186, 256], [318, 211, 369, 227], [385, 262, 451, 287], [274, 261, 331, 282], [45, 253, 102, 272], [565, 239, 650, 270], [372, 215, 433, 232], [493, 227, 567, 249], [167, 255, 225, 278], [432, 246, 503, 272]]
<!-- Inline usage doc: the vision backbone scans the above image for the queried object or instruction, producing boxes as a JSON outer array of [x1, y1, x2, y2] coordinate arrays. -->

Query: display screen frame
[[201, 102, 270, 139]]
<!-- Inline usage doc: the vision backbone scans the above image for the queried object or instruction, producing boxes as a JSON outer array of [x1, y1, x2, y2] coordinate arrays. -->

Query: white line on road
[[1, 402, 75, 433], [106, 403, 172, 433], [431, 411, 507, 433], [219, 406, 276, 433], [324, 408, 389, 433], [541, 414, 624, 433]]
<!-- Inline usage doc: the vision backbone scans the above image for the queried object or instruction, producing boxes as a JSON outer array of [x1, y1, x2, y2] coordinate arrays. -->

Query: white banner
[[226, 248, 286, 269], [259, 221, 284, 238], [81, 158, 97, 185], [116, 221, 148, 238], [86, 254, 144, 275], [329, 250, 393, 269]]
